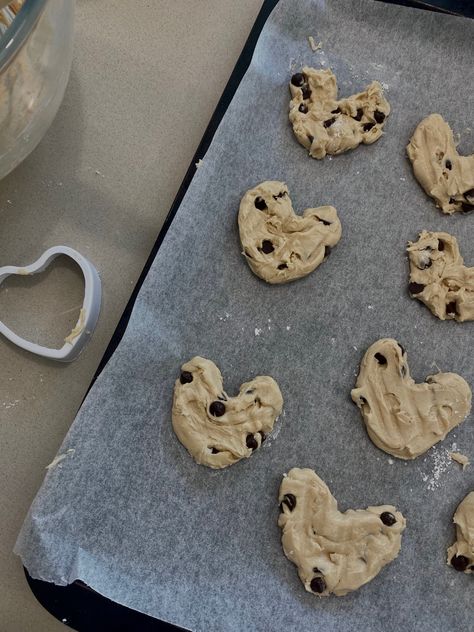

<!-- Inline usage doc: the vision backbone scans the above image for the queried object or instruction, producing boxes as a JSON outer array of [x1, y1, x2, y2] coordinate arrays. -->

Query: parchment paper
[[15, 1, 474, 630]]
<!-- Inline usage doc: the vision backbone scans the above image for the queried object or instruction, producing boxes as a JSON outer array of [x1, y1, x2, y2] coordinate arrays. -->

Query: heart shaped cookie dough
[[407, 114, 474, 214], [278, 468, 406, 597], [407, 230, 474, 322], [447, 491, 474, 574], [172, 357, 283, 468], [239, 181, 341, 284], [289, 68, 390, 159], [351, 338, 471, 459]]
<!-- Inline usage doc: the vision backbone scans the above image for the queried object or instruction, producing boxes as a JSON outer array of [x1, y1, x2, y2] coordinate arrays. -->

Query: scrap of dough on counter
[[172, 357, 283, 469], [238, 180, 341, 284], [278, 468, 406, 596], [447, 491, 474, 574], [289, 67, 390, 159], [407, 230, 474, 322], [449, 451, 470, 469], [407, 114, 474, 214], [351, 338, 471, 459]]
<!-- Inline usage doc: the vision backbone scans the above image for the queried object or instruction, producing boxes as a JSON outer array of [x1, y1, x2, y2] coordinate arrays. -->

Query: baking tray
[[23, 0, 474, 630]]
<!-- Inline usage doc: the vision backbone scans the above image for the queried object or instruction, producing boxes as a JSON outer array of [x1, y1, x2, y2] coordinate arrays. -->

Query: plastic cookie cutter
[[0, 245, 101, 362]]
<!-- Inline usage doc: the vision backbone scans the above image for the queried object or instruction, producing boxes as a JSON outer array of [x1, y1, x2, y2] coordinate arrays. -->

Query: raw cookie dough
[[351, 338, 471, 459], [407, 230, 474, 321], [278, 468, 406, 597], [238, 181, 341, 284], [407, 114, 474, 214], [172, 357, 283, 469], [289, 67, 390, 159], [449, 451, 470, 469], [447, 491, 474, 574]]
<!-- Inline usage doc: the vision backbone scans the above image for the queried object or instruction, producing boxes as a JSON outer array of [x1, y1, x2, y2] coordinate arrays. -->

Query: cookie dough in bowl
[[351, 338, 471, 459], [407, 230, 474, 322], [447, 491, 474, 574], [407, 114, 474, 214], [278, 468, 406, 597], [172, 357, 283, 468], [289, 67, 390, 159], [238, 180, 341, 284]]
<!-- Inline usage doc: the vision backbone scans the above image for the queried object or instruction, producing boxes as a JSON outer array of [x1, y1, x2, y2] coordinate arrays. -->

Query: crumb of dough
[[449, 451, 470, 469], [308, 36, 322, 52], [195, 159, 204, 168], [64, 308, 86, 344], [46, 448, 75, 470]]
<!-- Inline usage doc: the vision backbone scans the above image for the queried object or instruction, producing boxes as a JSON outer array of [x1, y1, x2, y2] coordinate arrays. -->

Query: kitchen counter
[[0, 1, 263, 629]]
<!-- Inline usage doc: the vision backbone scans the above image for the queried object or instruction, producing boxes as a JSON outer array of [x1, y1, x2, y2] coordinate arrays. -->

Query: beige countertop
[[0, 1, 263, 629]]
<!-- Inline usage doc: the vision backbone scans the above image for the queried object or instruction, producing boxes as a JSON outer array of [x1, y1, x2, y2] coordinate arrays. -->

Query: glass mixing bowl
[[0, 0, 74, 179]]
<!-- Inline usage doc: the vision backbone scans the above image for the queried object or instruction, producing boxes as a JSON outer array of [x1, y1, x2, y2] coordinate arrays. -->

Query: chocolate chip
[[438, 239, 445, 251], [259, 431, 266, 442], [461, 203, 474, 213], [307, 134, 314, 144], [246, 434, 258, 450], [409, 282, 425, 295], [301, 84, 311, 100], [298, 103, 308, 114], [211, 447, 220, 454], [278, 263, 288, 270], [451, 555, 469, 572], [323, 117, 336, 128], [180, 371, 193, 384], [464, 189, 474, 204], [418, 259, 432, 270], [380, 511, 396, 526], [363, 122, 375, 132], [446, 301, 458, 317], [374, 110, 385, 124], [260, 240, 274, 254], [281, 493, 297, 512], [445, 159, 452, 170], [310, 576, 326, 594], [324, 246, 331, 259], [209, 401, 226, 417], [374, 353, 387, 365], [291, 72, 305, 87], [353, 108, 363, 121], [331, 107, 341, 114], [254, 196, 267, 211]]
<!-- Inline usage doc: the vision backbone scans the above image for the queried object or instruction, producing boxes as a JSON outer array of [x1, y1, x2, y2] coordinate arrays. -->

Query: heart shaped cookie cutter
[[0, 246, 101, 362]]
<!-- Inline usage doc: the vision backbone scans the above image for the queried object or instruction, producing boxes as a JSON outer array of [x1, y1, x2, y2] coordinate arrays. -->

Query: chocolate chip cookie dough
[[238, 181, 341, 284], [407, 114, 474, 214], [447, 492, 474, 574], [408, 230, 474, 321], [351, 339, 471, 459], [278, 468, 406, 597], [172, 357, 283, 468], [289, 67, 390, 159]]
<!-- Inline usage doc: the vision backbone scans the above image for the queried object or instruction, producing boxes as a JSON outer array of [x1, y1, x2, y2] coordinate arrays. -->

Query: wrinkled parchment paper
[[16, 1, 474, 630]]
